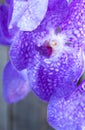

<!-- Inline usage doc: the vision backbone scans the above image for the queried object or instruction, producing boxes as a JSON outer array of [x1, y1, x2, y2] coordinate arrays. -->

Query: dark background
[[0, 0, 53, 129]]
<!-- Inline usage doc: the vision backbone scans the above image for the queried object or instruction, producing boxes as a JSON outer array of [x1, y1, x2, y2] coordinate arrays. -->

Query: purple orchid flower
[[47, 0, 85, 129], [0, 0, 49, 102], [0, 0, 85, 130], [9, 0, 69, 101], [1, 0, 70, 102]]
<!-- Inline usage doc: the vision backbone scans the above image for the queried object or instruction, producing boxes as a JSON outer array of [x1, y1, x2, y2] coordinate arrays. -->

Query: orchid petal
[[3, 61, 30, 103], [47, 86, 85, 130], [29, 48, 84, 102], [9, 0, 48, 31], [61, 0, 85, 48], [9, 31, 37, 71], [0, 4, 11, 45], [0, 36, 10, 45], [0, 4, 17, 45], [44, 0, 69, 30], [6, 0, 11, 4]]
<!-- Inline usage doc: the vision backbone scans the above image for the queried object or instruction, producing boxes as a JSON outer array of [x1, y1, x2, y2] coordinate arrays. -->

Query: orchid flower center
[[48, 31, 68, 56], [37, 30, 69, 58]]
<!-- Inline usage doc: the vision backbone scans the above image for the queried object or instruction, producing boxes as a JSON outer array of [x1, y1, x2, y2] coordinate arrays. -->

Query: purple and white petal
[[9, 31, 37, 70], [8, 0, 48, 31], [3, 61, 30, 103], [61, 0, 85, 48], [47, 86, 85, 130], [29, 45, 84, 101], [41, 0, 69, 31]]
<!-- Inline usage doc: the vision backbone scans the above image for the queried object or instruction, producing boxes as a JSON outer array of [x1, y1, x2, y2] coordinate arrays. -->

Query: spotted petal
[[8, 0, 48, 31], [47, 84, 85, 130], [9, 31, 38, 70], [3, 61, 30, 103], [41, 0, 69, 31], [28, 47, 84, 102], [61, 0, 85, 48]]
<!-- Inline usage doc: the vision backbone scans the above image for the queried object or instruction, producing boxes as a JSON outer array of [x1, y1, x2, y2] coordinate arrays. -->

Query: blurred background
[[0, 0, 54, 130]]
